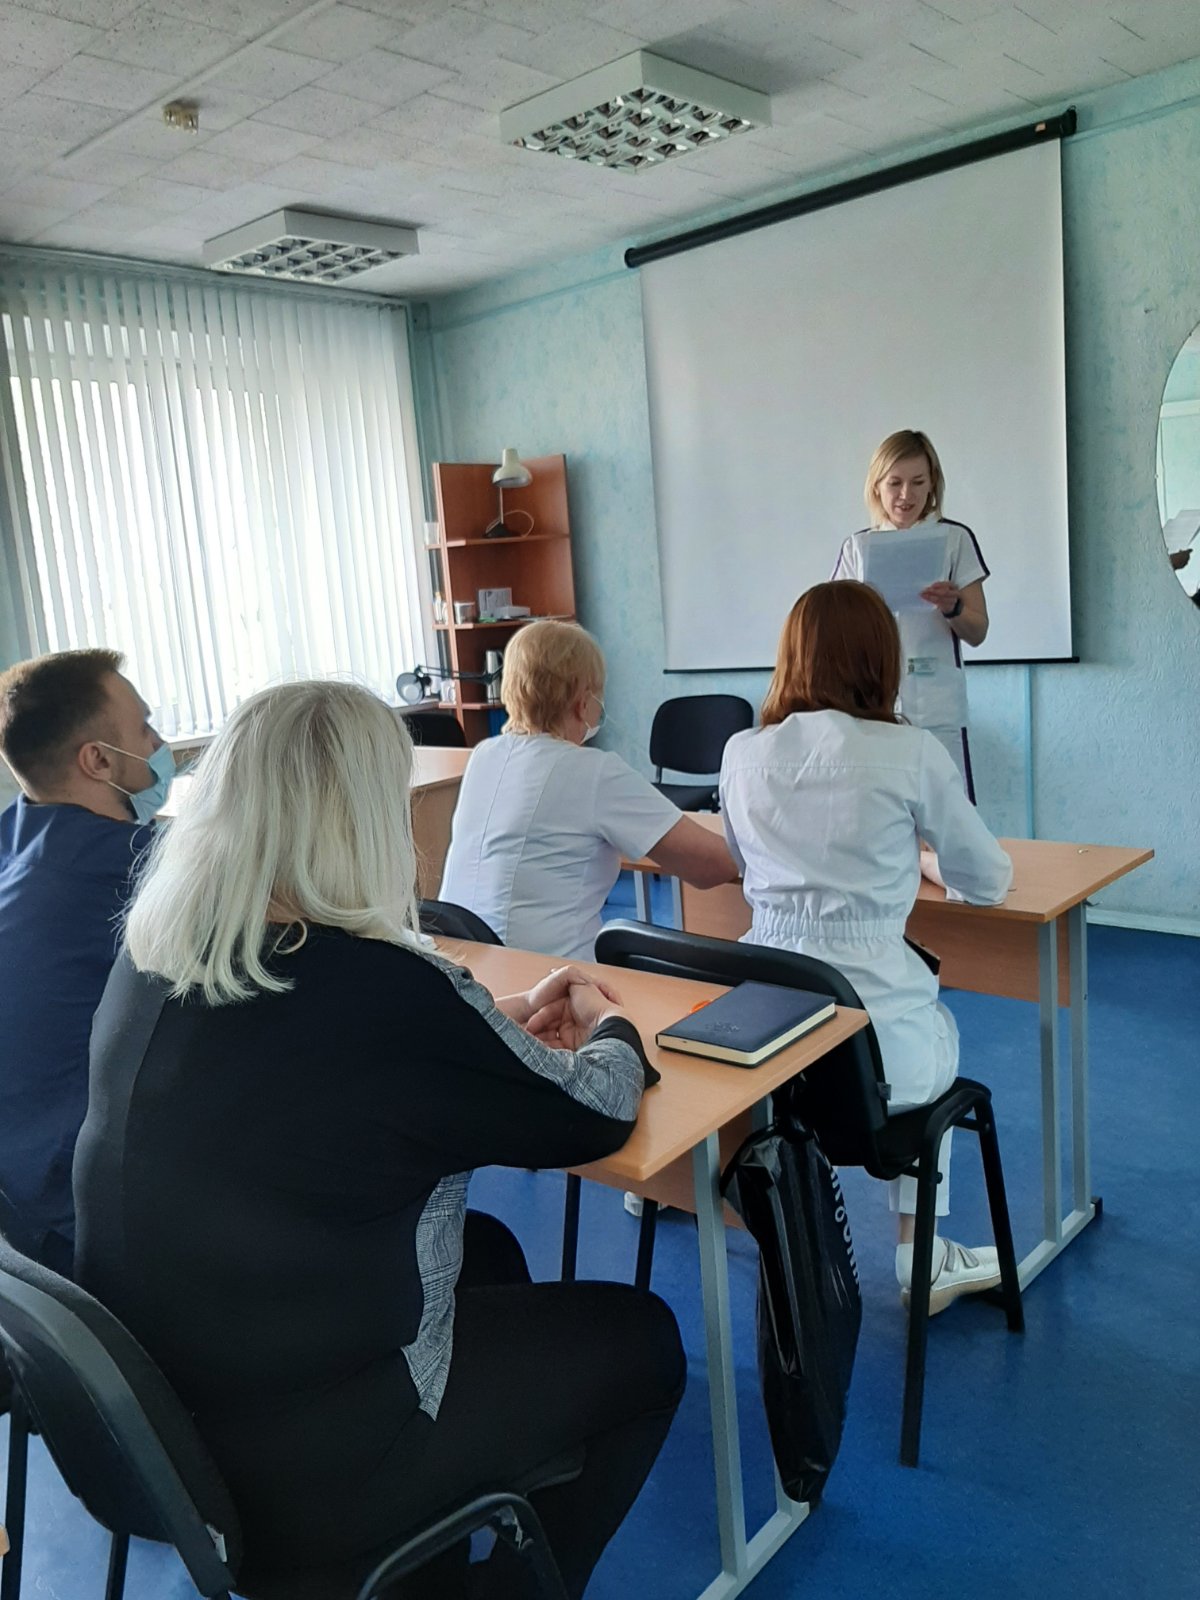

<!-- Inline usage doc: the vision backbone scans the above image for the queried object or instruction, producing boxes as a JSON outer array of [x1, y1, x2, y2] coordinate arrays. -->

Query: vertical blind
[[0, 261, 425, 737]]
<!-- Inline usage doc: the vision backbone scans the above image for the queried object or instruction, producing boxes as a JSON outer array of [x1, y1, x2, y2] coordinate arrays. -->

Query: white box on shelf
[[477, 587, 512, 616]]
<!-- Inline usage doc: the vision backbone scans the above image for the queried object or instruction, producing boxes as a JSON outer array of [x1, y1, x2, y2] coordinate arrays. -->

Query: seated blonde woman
[[440, 620, 735, 958], [73, 681, 684, 1600]]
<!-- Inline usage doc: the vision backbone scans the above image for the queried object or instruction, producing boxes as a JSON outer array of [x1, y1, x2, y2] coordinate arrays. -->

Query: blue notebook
[[655, 980, 836, 1068]]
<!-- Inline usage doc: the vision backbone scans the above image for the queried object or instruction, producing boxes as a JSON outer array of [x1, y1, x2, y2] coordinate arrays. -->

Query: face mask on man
[[99, 741, 176, 824], [581, 693, 606, 744]]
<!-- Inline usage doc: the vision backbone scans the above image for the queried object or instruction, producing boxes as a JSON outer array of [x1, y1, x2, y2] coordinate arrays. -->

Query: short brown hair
[[501, 621, 605, 735], [761, 583, 901, 728], [864, 429, 945, 526], [0, 647, 125, 787]]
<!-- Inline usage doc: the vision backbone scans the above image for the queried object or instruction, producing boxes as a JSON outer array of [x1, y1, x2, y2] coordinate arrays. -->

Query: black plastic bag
[[721, 1108, 861, 1505]]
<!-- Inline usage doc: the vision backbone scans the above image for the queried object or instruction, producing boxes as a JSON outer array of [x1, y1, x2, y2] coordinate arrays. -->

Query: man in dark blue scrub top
[[0, 648, 171, 1272]]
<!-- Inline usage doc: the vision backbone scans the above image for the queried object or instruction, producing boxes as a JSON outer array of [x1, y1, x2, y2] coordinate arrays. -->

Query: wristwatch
[[943, 596, 964, 620]]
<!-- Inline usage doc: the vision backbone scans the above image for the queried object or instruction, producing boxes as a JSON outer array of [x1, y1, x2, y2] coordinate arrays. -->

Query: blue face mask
[[101, 741, 175, 824]]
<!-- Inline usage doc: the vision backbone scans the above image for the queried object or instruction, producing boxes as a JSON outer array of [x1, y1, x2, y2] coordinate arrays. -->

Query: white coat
[[832, 518, 988, 791], [719, 711, 1012, 1213], [440, 732, 680, 960]]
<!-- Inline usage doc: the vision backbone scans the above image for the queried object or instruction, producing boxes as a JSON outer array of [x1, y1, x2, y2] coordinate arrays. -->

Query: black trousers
[[377, 1210, 686, 1599]]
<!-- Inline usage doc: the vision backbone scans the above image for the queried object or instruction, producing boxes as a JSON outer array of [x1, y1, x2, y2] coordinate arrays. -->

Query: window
[[0, 262, 425, 737]]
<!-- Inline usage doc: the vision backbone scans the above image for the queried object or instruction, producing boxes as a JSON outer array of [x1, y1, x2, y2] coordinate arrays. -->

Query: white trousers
[[885, 998, 958, 1217]]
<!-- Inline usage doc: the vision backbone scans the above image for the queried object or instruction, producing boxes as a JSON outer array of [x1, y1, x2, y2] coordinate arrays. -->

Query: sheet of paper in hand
[[862, 528, 950, 612]]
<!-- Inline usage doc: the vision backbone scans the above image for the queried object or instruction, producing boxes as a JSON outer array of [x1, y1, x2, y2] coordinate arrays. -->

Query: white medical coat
[[718, 711, 1012, 1114], [440, 732, 680, 960], [832, 518, 989, 783]]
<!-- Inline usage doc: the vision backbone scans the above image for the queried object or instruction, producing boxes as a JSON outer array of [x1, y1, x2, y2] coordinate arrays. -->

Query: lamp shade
[[493, 448, 532, 488]]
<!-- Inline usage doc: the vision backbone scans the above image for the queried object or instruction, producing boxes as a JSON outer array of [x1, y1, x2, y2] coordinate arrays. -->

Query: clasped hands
[[502, 965, 626, 1050]]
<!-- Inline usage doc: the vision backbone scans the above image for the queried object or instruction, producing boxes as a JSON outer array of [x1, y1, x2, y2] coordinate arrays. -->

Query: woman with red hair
[[719, 581, 1012, 1314]]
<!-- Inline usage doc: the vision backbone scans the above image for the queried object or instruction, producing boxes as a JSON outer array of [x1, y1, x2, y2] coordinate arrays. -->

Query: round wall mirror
[[1157, 324, 1200, 604]]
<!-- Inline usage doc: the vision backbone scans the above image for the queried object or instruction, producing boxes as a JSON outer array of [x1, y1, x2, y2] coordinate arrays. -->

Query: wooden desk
[[627, 820, 1153, 1292], [160, 747, 470, 900], [439, 938, 869, 1600]]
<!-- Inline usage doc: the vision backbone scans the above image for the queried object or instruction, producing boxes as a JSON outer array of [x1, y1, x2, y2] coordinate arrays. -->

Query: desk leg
[[634, 871, 653, 924], [1038, 919, 1063, 1250], [1016, 911, 1098, 1289], [1069, 901, 1093, 1214], [692, 1131, 808, 1600]]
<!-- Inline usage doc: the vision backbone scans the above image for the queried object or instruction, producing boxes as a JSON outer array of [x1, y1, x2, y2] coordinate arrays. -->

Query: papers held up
[[861, 528, 949, 611]]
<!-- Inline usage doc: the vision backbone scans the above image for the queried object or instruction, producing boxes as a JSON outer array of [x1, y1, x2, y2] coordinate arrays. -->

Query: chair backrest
[[399, 708, 467, 748], [594, 920, 892, 1169], [648, 695, 754, 779], [0, 1238, 241, 1596], [419, 899, 504, 945]]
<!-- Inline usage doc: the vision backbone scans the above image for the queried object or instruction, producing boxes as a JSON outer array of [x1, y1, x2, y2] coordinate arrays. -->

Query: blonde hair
[[501, 621, 605, 736], [125, 681, 419, 1004], [864, 429, 945, 526]]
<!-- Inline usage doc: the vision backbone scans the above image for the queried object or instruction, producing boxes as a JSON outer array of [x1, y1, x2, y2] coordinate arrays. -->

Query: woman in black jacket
[[73, 680, 684, 1599]]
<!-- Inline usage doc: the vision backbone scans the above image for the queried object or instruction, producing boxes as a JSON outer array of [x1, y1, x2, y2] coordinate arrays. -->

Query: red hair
[[761, 582, 902, 728]]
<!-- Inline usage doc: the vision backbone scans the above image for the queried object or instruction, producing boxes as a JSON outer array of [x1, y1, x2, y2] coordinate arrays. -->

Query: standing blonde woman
[[73, 680, 683, 1599], [441, 620, 735, 958], [833, 429, 990, 798]]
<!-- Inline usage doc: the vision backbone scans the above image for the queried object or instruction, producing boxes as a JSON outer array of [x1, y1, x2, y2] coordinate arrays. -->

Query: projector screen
[[640, 141, 1071, 670]]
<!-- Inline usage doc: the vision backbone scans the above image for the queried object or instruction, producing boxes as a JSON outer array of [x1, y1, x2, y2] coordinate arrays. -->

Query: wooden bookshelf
[[429, 455, 576, 745]]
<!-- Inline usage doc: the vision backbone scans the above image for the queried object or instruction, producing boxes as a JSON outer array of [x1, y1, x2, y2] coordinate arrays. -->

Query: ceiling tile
[[48, 144, 159, 183], [0, 64, 52, 102], [0, 91, 118, 142], [2, 171, 110, 220], [12, 0, 142, 24], [368, 90, 493, 141], [284, 3, 407, 62], [34, 54, 176, 111], [204, 44, 329, 101], [255, 150, 384, 193], [160, 147, 272, 189], [253, 83, 381, 135], [201, 118, 323, 164], [314, 46, 453, 104], [1, 202, 91, 241], [456, 0, 592, 27], [153, 0, 313, 37], [111, 172, 217, 212], [432, 56, 561, 112], [588, 0, 751, 33], [499, 18, 649, 77], [91, 6, 244, 73], [385, 6, 536, 70], [0, 3, 100, 70]]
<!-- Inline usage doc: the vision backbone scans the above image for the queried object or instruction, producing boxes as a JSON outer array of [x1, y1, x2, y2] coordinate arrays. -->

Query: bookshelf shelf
[[430, 455, 575, 745]]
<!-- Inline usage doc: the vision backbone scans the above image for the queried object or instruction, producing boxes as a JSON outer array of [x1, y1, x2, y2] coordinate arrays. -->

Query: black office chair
[[398, 707, 467, 748], [0, 1239, 573, 1600], [355, 1492, 567, 1600], [649, 695, 754, 811], [419, 899, 503, 945], [587, 919, 1024, 1469]]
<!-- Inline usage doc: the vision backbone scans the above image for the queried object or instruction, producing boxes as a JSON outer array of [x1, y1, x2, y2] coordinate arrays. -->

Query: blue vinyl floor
[[4, 884, 1198, 1599]]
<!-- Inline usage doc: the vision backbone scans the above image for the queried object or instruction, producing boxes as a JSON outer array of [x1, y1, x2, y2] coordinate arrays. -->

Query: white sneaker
[[623, 1191, 644, 1217], [900, 1239, 1002, 1316]]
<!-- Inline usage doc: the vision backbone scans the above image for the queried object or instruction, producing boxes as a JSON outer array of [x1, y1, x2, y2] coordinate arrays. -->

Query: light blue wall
[[419, 59, 1200, 929]]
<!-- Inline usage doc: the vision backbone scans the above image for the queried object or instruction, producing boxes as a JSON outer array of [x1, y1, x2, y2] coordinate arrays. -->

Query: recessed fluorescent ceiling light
[[204, 209, 419, 285], [500, 51, 770, 174]]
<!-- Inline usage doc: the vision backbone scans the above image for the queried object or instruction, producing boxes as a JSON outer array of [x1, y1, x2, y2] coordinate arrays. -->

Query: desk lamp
[[484, 448, 535, 538]]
